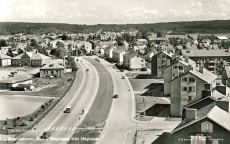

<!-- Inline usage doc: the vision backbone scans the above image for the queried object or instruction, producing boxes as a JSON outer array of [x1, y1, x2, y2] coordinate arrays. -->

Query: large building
[[123, 51, 145, 70], [164, 56, 218, 116], [151, 51, 173, 78], [11, 50, 51, 67], [112, 49, 126, 64], [181, 49, 230, 74], [0, 53, 12, 66], [40, 59, 65, 78]]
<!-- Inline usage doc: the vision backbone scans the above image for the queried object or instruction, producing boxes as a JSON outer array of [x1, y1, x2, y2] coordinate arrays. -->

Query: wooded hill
[[0, 19, 230, 35]]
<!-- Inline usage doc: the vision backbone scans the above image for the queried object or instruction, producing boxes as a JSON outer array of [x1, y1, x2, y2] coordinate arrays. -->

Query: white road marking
[[55, 127, 59, 131], [68, 127, 72, 130], [51, 127, 55, 131], [64, 127, 68, 130], [46, 127, 51, 131], [59, 127, 64, 131]]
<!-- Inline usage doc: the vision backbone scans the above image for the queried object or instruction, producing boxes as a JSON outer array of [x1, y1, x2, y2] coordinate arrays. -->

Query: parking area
[[0, 95, 57, 120]]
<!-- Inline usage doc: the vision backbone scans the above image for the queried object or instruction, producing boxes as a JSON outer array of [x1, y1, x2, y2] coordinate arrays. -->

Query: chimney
[[216, 101, 230, 113], [166, 59, 170, 66], [185, 56, 189, 63], [172, 54, 176, 60], [199, 65, 203, 73], [185, 108, 197, 122], [188, 64, 193, 71], [216, 85, 227, 95]]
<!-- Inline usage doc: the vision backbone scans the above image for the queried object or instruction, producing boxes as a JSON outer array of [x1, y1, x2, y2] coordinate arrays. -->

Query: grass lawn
[[135, 94, 170, 121], [79, 58, 114, 127], [0, 98, 58, 134], [126, 73, 163, 96], [1, 73, 75, 97], [67, 130, 101, 144]]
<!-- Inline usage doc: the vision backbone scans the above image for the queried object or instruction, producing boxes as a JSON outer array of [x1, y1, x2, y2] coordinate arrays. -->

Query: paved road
[[16, 59, 99, 144], [96, 57, 180, 144]]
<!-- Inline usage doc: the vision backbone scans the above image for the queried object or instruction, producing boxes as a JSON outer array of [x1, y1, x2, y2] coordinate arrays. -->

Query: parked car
[[122, 76, 125, 79], [40, 132, 51, 139], [120, 69, 124, 72], [64, 106, 72, 113], [113, 94, 119, 98]]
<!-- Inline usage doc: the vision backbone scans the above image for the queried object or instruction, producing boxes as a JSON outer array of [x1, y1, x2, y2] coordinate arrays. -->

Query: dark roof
[[123, 51, 145, 59], [12, 51, 51, 60], [40, 59, 65, 70]]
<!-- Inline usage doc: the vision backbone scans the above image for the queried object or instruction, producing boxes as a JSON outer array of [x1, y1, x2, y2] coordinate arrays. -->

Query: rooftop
[[0, 75, 32, 84], [0, 53, 12, 59], [181, 49, 230, 57], [40, 59, 65, 70]]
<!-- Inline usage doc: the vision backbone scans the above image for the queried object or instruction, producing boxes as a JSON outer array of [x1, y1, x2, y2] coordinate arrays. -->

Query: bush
[[13, 118, 17, 123], [3, 120, 7, 125], [34, 113, 38, 118], [141, 67, 147, 71], [17, 117, 21, 120], [45, 102, 49, 106], [20, 121, 28, 126], [41, 105, 45, 109], [29, 117, 34, 121], [13, 123, 17, 127], [86, 53, 92, 56]]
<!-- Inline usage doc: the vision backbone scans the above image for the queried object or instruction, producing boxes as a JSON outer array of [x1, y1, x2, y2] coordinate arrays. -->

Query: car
[[40, 131, 51, 139], [120, 69, 124, 72], [113, 94, 119, 98], [122, 76, 125, 79], [64, 106, 72, 113]]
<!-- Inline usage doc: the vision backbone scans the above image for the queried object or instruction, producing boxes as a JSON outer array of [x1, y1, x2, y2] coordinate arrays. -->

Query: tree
[[55, 47, 67, 59], [0, 39, 7, 48], [17, 48, 24, 55], [30, 39, 38, 47], [25, 45, 33, 52], [156, 31, 165, 37], [56, 41, 65, 48], [7, 48, 14, 57]]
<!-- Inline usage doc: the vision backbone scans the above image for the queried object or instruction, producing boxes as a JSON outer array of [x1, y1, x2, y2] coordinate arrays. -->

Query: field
[[0, 95, 58, 120], [0, 73, 75, 97]]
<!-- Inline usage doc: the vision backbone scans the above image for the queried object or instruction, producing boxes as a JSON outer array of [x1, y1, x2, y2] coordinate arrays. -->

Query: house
[[134, 45, 146, 54], [112, 49, 126, 64], [0, 75, 32, 90], [40, 59, 65, 78], [165, 56, 218, 116], [146, 49, 157, 61], [84, 41, 92, 53], [123, 51, 145, 70], [222, 66, 230, 88], [104, 47, 115, 58], [181, 49, 230, 74], [11, 50, 51, 67], [151, 51, 173, 78], [171, 105, 230, 144], [136, 39, 148, 45], [0, 53, 12, 66]]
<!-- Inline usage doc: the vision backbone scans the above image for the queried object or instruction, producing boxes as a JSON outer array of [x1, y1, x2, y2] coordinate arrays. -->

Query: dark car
[[64, 106, 72, 113], [113, 94, 119, 98], [40, 132, 51, 139], [120, 69, 124, 72], [122, 76, 125, 79]]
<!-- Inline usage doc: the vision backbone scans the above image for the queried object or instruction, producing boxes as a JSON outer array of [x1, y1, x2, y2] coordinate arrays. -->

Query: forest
[[0, 19, 230, 35]]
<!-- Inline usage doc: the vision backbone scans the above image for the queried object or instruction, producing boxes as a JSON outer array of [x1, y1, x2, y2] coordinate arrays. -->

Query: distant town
[[0, 21, 230, 144]]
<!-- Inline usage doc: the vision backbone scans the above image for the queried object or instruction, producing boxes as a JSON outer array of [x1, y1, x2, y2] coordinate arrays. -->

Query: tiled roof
[[171, 105, 230, 133], [40, 60, 64, 70], [113, 49, 126, 54], [12, 51, 51, 60], [0, 53, 12, 59], [0, 75, 32, 84], [12, 53, 23, 59], [181, 49, 230, 57]]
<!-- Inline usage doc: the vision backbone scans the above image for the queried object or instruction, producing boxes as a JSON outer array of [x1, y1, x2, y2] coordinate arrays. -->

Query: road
[[16, 58, 99, 144], [96, 57, 180, 144]]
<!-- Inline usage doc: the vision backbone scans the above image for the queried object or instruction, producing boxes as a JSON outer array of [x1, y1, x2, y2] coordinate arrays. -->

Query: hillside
[[0, 20, 230, 35]]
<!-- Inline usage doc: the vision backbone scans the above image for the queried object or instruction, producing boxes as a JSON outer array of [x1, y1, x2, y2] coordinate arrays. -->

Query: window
[[190, 135, 206, 144], [189, 78, 195, 82], [179, 66, 183, 70], [201, 121, 213, 133], [141, 64, 144, 67], [182, 87, 187, 91], [189, 96, 192, 101], [141, 60, 144, 62], [174, 66, 178, 69], [182, 77, 187, 82]]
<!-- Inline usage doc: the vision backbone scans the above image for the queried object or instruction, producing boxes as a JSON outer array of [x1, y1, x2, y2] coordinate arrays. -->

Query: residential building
[[151, 51, 173, 78], [0, 53, 12, 66], [134, 45, 146, 54], [181, 49, 230, 74], [40, 59, 65, 78], [84, 41, 92, 53], [112, 49, 126, 64], [123, 51, 145, 70], [104, 47, 115, 58], [11, 50, 51, 67], [222, 66, 230, 88], [165, 57, 218, 116], [0, 75, 32, 90], [136, 39, 148, 45], [146, 49, 157, 61]]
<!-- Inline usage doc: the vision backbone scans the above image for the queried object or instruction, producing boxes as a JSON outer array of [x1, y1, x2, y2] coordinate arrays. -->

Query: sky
[[0, 0, 229, 24]]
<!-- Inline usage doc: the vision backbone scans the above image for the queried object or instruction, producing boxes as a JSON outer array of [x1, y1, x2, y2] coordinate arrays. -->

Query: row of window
[[182, 77, 195, 82], [200, 57, 229, 61], [173, 65, 183, 70], [43, 70, 61, 74], [182, 86, 195, 92]]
